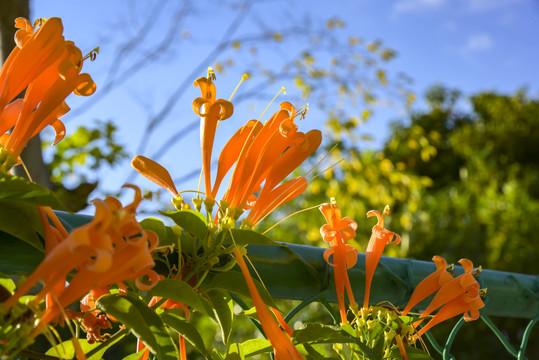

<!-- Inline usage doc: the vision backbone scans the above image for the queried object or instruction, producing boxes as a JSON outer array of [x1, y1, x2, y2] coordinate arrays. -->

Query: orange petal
[[402, 256, 452, 316], [131, 155, 178, 196]]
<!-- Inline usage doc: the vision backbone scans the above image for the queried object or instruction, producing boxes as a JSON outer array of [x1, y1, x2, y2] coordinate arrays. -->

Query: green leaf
[[141, 217, 177, 247], [206, 290, 233, 344], [122, 348, 149, 360], [45, 335, 125, 360], [292, 323, 353, 344], [389, 346, 435, 360], [96, 294, 178, 360], [161, 308, 208, 357], [211, 348, 225, 360], [160, 209, 208, 240], [149, 279, 213, 318], [0, 201, 43, 252], [0, 173, 67, 209], [0, 278, 15, 293], [206, 271, 277, 308], [0, 230, 43, 274], [240, 339, 273, 357], [292, 323, 378, 359], [225, 342, 244, 360], [46, 339, 101, 359], [301, 343, 335, 360], [217, 229, 284, 247]]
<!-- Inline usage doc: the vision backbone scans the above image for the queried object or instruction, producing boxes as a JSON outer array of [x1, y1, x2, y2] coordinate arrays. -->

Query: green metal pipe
[[242, 243, 539, 319], [1, 211, 537, 319]]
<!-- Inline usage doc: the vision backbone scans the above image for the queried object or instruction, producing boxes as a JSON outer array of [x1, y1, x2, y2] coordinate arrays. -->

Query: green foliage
[[44, 121, 128, 212], [0, 173, 66, 252], [45, 121, 128, 184], [97, 294, 178, 360]]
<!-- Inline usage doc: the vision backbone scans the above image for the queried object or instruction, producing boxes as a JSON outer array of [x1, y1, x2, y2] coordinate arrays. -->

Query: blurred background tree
[[269, 84, 538, 359]]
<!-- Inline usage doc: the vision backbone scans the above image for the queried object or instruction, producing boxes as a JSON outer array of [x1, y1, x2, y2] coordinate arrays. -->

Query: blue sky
[[29, 0, 539, 209]]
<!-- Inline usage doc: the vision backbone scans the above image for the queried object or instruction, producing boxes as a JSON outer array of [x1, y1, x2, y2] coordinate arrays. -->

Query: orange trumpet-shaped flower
[[363, 206, 401, 310], [416, 284, 484, 337], [319, 199, 358, 324], [0, 17, 96, 170], [414, 259, 484, 337], [192, 75, 233, 200], [232, 246, 303, 359], [0, 18, 65, 115], [402, 256, 454, 316], [3, 186, 159, 329]]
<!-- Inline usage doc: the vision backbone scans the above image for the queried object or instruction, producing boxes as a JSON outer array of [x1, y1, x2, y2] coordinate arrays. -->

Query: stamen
[[33, 18, 46, 27], [196, 168, 203, 199], [472, 266, 483, 276], [258, 87, 286, 122], [479, 288, 488, 298], [20, 159, 34, 183], [308, 158, 344, 182], [82, 47, 100, 62], [304, 144, 338, 178], [383, 205, 390, 216], [262, 203, 322, 235], [207, 66, 216, 81], [296, 103, 309, 120], [229, 74, 249, 101]]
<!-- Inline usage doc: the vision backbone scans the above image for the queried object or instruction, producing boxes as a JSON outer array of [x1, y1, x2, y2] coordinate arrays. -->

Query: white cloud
[[392, 0, 446, 15], [462, 34, 494, 53]]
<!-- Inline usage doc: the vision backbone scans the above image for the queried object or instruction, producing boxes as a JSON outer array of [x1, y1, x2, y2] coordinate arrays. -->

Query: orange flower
[[401, 256, 453, 316], [414, 259, 484, 337], [319, 199, 358, 324], [3, 186, 159, 328], [192, 74, 233, 201], [0, 17, 95, 170], [232, 246, 303, 359], [363, 206, 401, 309], [132, 77, 321, 229]]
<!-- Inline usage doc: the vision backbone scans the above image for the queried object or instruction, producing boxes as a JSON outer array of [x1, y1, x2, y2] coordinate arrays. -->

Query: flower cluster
[[133, 72, 322, 229], [403, 257, 485, 337], [3, 185, 158, 330], [0, 17, 95, 171]]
